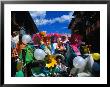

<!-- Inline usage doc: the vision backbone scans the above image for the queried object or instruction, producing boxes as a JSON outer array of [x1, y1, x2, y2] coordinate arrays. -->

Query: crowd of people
[[11, 31, 100, 77]]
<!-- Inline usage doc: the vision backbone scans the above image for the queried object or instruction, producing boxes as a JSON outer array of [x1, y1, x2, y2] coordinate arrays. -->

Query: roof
[[11, 11, 39, 34]]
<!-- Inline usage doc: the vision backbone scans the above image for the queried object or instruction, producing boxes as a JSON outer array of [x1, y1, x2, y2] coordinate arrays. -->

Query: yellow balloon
[[92, 53, 100, 61]]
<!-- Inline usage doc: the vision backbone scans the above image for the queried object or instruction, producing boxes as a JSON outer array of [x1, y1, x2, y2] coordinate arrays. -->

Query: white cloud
[[30, 11, 74, 26], [34, 19, 53, 25], [69, 11, 74, 17], [30, 11, 46, 19]]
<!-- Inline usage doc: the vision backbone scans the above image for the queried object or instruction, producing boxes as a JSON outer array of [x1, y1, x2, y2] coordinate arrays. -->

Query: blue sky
[[30, 11, 74, 34]]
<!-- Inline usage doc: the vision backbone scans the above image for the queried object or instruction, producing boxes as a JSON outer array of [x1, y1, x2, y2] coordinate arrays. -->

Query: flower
[[32, 33, 41, 45], [45, 55, 57, 68], [39, 31, 47, 37]]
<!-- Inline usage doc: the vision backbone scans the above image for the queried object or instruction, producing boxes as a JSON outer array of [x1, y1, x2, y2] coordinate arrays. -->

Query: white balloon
[[34, 49, 47, 60], [73, 56, 86, 68], [84, 54, 94, 71], [22, 35, 32, 44]]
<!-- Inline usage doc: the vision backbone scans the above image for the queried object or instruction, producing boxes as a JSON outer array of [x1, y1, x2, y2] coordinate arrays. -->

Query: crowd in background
[[11, 31, 100, 77]]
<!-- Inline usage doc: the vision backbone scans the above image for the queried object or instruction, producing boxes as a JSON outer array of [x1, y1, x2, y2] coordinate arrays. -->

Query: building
[[11, 11, 39, 44], [68, 11, 100, 53], [11, 11, 39, 35]]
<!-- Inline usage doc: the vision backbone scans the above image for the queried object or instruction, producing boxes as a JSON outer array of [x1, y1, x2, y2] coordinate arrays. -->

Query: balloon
[[22, 35, 32, 44], [73, 56, 86, 68], [85, 54, 94, 71], [92, 53, 100, 61], [34, 49, 47, 60]]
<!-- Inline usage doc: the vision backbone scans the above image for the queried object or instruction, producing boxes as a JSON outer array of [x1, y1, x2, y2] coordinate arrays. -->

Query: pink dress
[[70, 44, 81, 56]]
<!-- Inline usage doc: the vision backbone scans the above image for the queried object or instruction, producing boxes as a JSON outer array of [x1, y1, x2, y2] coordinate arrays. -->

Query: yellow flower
[[39, 31, 46, 37], [46, 63, 52, 68], [45, 57, 57, 68], [51, 58, 57, 67]]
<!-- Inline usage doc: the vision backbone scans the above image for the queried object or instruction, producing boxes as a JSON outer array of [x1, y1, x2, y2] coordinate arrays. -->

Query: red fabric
[[70, 44, 81, 56], [70, 34, 83, 44], [70, 34, 82, 56]]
